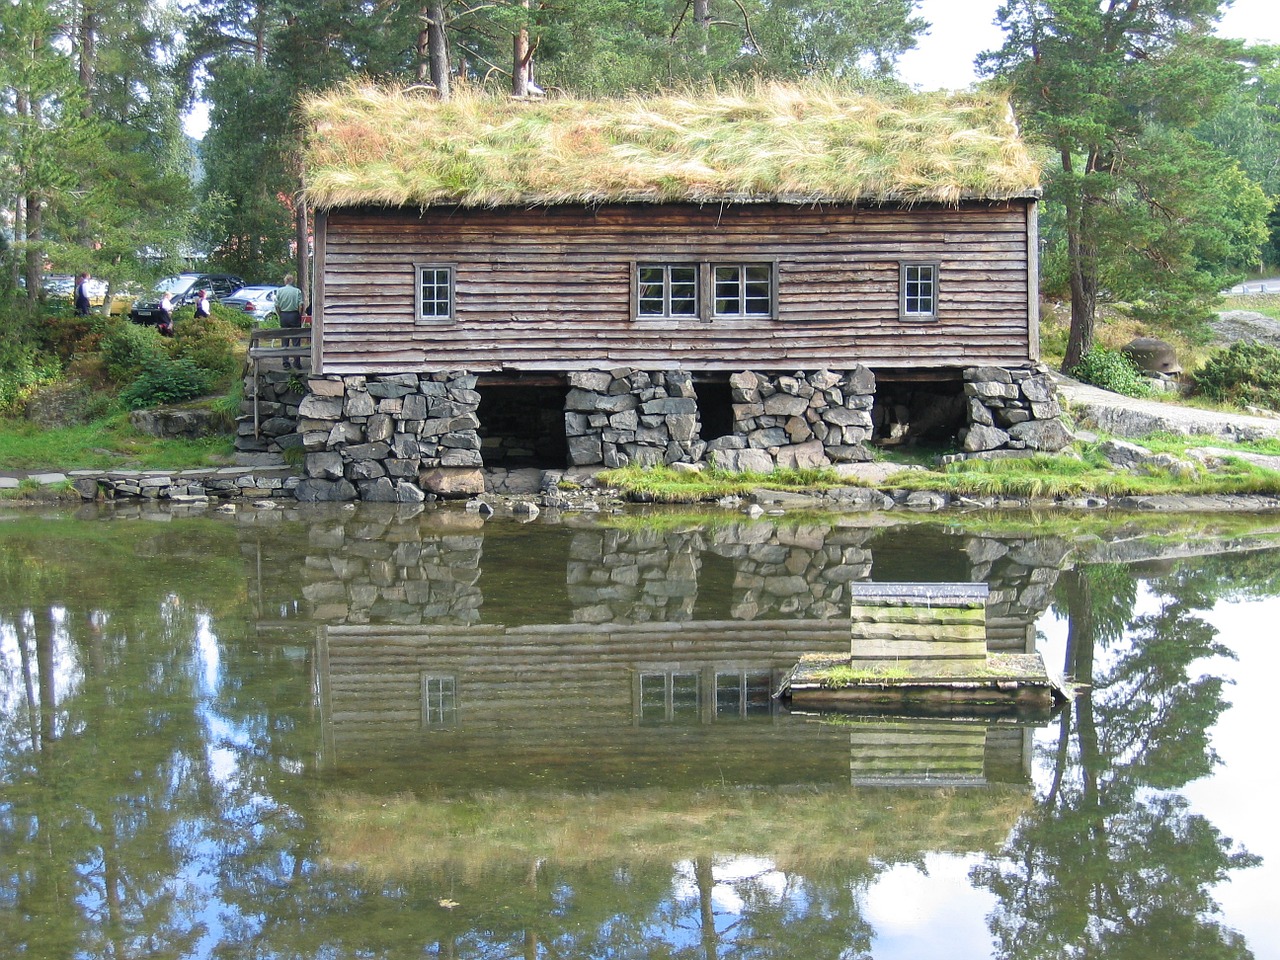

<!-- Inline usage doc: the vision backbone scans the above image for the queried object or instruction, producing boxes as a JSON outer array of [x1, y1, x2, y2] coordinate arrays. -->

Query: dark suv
[[129, 273, 246, 326]]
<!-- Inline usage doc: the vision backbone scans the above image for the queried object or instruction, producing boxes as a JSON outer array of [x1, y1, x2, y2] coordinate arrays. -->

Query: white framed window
[[421, 674, 458, 728], [900, 262, 939, 319], [416, 263, 454, 322], [712, 262, 774, 318], [636, 263, 699, 318]]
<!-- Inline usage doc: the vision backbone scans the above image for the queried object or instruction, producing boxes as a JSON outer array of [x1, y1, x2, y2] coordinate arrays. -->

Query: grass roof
[[301, 80, 1042, 211]]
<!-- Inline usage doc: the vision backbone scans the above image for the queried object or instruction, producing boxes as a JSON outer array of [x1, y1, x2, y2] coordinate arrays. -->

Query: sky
[[898, 0, 1280, 90]]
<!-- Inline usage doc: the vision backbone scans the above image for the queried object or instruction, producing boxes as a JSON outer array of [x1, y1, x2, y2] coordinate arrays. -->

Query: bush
[[171, 309, 243, 386], [119, 357, 210, 409], [1192, 341, 1280, 411], [1070, 347, 1152, 398], [100, 320, 168, 384]]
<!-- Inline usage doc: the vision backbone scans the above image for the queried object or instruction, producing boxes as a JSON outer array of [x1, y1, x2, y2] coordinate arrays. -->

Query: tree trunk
[[295, 195, 309, 307], [694, 0, 711, 56], [1061, 154, 1099, 373], [512, 0, 532, 96], [77, 0, 97, 118], [423, 1, 451, 100]]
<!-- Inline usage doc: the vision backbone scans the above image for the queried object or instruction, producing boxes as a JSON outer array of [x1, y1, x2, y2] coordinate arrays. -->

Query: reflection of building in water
[[844, 717, 1034, 787], [265, 514, 1069, 790]]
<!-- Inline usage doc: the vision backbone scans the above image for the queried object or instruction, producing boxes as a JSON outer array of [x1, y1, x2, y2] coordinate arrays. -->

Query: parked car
[[129, 272, 245, 327], [220, 285, 280, 324]]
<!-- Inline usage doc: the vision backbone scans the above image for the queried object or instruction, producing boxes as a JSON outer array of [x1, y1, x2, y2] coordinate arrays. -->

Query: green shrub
[[1192, 341, 1280, 411], [119, 357, 210, 409], [212, 300, 254, 332], [1070, 347, 1152, 398], [0, 345, 62, 415], [100, 320, 168, 384], [171, 309, 243, 386]]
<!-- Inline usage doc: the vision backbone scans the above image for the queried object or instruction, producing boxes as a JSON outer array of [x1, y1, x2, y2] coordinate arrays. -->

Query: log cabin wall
[[314, 199, 1037, 376]]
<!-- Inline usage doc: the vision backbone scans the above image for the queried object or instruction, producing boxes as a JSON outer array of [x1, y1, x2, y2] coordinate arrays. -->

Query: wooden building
[[294, 83, 1051, 495], [304, 83, 1041, 378]]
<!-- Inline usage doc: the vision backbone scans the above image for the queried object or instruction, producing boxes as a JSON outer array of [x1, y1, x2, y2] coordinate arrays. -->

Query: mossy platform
[[777, 652, 1064, 713]]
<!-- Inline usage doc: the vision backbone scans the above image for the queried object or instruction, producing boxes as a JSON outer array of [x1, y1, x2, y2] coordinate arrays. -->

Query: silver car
[[221, 285, 280, 324]]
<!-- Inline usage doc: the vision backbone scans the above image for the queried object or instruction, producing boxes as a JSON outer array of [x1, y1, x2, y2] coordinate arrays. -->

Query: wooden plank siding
[[315, 200, 1037, 376]]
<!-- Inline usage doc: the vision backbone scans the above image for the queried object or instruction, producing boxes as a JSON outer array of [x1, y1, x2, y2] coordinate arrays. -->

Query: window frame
[[420, 673, 458, 729], [710, 261, 777, 320], [415, 262, 456, 323], [633, 261, 701, 320], [899, 261, 940, 321]]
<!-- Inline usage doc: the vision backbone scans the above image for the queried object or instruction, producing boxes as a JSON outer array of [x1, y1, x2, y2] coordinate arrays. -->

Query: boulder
[[419, 466, 485, 497], [1121, 337, 1181, 375], [1008, 418, 1074, 452]]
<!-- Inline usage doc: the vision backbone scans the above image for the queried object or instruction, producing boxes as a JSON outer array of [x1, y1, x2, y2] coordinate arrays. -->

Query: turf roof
[[301, 81, 1042, 211]]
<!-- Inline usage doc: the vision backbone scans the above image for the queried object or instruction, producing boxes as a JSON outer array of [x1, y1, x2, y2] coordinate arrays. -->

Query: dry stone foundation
[[279, 364, 1066, 501], [958, 364, 1072, 456]]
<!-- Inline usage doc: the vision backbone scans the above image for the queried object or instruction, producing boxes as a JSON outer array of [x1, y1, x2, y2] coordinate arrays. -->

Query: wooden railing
[[247, 326, 313, 437]]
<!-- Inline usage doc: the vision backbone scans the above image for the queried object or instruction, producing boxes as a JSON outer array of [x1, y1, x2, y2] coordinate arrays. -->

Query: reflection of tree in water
[[973, 562, 1261, 960]]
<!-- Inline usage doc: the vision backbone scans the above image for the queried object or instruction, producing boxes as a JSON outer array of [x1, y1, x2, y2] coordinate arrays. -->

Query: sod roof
[[301, 81, 1042, 212]]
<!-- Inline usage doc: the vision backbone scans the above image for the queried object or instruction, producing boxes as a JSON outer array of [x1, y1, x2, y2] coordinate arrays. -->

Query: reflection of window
[[900, 262, 938, 319], [637, 264, 698, 317], [421, 674, 457, 728], [716, 671, 774, 718], [640, 672, 700, 723], [713, 263, 773, 318], [416, 263, 454, 321]]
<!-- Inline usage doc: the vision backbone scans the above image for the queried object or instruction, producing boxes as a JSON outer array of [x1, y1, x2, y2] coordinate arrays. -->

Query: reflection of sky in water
[[864, 854, 997, 959], [1184, 597, 1280, 958], [1038, 587, 1280, 959]]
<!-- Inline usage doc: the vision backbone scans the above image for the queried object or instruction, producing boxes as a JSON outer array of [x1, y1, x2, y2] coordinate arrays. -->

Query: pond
[[2, 502, 1279, 959]]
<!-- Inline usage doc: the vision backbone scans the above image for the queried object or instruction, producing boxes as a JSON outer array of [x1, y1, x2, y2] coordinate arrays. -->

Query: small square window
[[637, 264, 699, 318], [713, 263, 774, 318], [901, 263, 938, 319], [416, 264, 454, 321]]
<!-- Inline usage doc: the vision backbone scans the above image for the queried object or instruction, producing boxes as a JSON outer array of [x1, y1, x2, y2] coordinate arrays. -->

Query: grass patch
[[598, 463, 851, 503], [0, 412, 235, 471], [818, 664, 912, 686], [888, 449, 1280, 499], [1220, 292, 1280, 322]]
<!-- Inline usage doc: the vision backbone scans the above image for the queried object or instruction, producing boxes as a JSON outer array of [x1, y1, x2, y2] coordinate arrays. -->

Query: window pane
[[669, 266, 697, 315], [904, 264, 936, 316], [714, 266, 740, 315], [638, 265, 665, 315], [421, 267, 451, 318], [423, 676, 456, 727]]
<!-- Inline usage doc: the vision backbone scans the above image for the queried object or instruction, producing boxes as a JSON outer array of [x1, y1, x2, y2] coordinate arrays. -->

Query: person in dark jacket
[[74, 273, 92, 316]]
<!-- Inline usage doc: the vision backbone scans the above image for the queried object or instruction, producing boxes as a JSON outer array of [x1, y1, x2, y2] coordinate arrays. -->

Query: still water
[[2, 502, 1279, 959]]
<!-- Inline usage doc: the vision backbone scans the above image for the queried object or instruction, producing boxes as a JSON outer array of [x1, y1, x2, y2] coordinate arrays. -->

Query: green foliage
[[100, 320, 168, 384], [1070, 347, 1152, 398], [982, 1, 1270, 364], [119, 357, 210, 409], [0, 298, 62, 414], [170, 309, 244, 386], [1192, 341, 1280, 411]]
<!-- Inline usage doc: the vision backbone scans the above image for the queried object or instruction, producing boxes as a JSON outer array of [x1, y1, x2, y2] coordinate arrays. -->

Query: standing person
[[74, 272, 92, 316], [195, 289, 212, 318], [158, 290, 175, 336], [275, 273, 304, 370]]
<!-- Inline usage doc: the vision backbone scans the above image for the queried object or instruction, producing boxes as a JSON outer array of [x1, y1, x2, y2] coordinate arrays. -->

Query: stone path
[[1052, 372, 1280, 442]]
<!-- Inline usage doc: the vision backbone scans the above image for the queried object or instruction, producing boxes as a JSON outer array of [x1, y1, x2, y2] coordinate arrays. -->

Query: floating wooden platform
[[777, 652, 1062, 712], [776, 582, 1065, 713]]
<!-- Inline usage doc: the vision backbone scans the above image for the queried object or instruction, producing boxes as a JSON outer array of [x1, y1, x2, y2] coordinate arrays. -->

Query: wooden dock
[[777, 582, 1064, 712]]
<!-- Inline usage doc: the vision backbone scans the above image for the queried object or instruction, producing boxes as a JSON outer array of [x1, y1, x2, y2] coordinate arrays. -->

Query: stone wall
[[235, 369, 306, 459], [708, 368, 877, 471], [958, 364, 1073, 456], [294, 372, 482, 503], [565, 369, 703, 468]]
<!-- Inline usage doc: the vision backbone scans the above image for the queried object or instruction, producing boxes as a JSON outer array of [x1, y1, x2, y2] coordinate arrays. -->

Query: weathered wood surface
[[316, 201, 1035, 375]]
